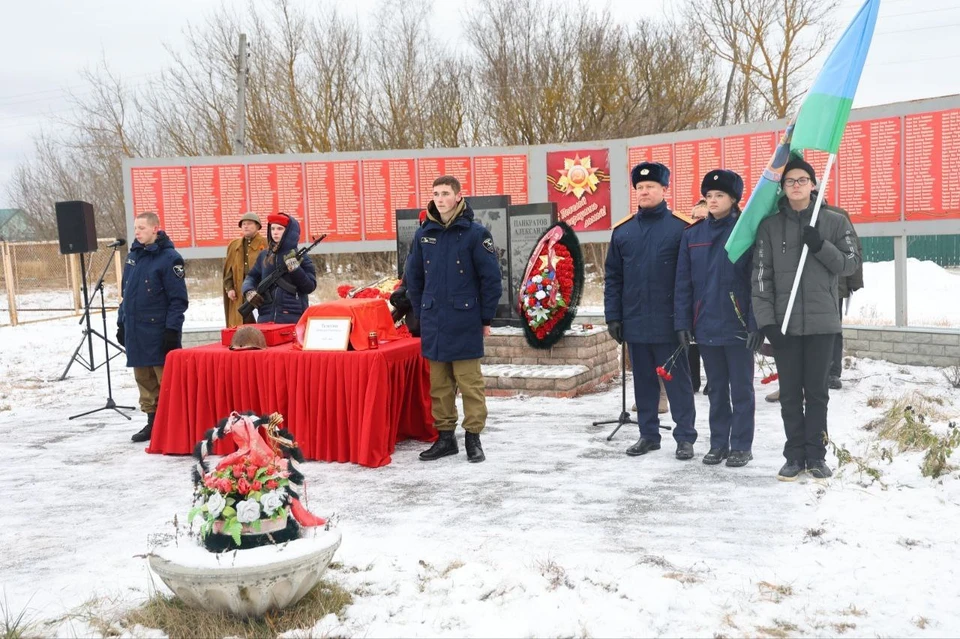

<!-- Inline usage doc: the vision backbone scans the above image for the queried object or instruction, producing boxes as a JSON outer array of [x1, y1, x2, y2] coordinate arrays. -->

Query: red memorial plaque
[[473, 154, 529, 204], [130, 166, 192, 247], [247, 163, 305, 226], [905, 109, 960, 220], [418, 157, 473, 208], [722, 132, 778, 206], [189, 165, 248, 247], [304, 161, 362, 241], [627, 144, 675, 212], [673, 138, 722, 212], [361, 159, 417, 240], [546, 149, 611, 231], [837, 118, 902, 223], [802, 149, 838, 206]]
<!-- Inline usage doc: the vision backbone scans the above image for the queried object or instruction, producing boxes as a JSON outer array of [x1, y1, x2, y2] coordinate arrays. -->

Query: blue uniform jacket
[[406, 201, 503, 362], [604, 201, 687, 344], [242, 216, 317, 324], [118, 231, 189, 368], [674, 211, 757, 346]]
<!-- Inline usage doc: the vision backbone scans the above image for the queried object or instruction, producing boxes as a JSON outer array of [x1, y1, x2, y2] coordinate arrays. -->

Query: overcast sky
[[1, 0, 957, 207]]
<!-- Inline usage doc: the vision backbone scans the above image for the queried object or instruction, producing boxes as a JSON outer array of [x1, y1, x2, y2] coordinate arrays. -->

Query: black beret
[[781, 155, 817, 185], [700, 169, 744, 201], [631, 162, 670, 188]]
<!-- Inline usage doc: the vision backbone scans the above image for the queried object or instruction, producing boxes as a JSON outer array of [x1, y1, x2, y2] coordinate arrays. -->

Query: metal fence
[[0, 239, 123, 327], [861, 235, 960, 267]]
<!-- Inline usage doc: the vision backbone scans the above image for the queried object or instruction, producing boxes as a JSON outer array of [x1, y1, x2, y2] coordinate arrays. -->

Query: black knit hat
[[781, 155, 817, 186], [631, 162, 670, 188], [700, 169, 744, 201]]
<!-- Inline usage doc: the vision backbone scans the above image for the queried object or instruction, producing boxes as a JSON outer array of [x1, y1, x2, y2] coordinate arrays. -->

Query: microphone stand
[[65, 242, 135, 419], [593, 342, 671, 441]]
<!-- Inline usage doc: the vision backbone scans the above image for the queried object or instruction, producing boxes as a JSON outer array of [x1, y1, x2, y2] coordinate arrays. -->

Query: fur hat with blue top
[[700, 169, 744, 202], [631, 162, 670, 188]]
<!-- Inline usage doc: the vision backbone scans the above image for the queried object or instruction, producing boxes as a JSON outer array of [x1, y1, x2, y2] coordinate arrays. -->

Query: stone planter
[[148, 528, 342, 618]]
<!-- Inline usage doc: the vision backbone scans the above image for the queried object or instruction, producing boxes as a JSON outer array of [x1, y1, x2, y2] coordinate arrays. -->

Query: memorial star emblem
[[556, 154, 600, 199]]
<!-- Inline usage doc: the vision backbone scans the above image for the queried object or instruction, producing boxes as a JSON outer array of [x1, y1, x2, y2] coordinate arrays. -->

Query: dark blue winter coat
[[242, 216, 317, 324], [604, 201, 688, 344], [674, 211, 757, 346], [118, 231, 189, 368], [405, 201, 502, 362]]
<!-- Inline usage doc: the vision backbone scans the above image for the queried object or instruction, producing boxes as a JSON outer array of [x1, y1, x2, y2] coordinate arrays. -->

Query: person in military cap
[[604, 162, 697, 460], [223, 212, 268, 327], [675, 169, 761, 468]]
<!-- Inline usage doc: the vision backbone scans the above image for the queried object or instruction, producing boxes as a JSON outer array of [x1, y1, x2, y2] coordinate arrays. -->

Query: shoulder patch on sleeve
[[173, 258, 185, 279], [672, 210, 694, 224], [482, 237, 496, 254], [613, 214, 634, 229]]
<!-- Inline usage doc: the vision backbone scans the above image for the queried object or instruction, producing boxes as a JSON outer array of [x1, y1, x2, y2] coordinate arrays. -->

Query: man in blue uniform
[[674, 169, 761, 468], [116, 212, 189, 443], [406, 176, 503, 463], [605, 162, 697, 459]]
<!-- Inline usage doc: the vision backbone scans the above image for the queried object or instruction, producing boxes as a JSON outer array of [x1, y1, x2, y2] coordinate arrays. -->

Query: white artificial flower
[[206, 492, 226, 518], [260, 490, 284, 516], [534, 290, 547, 300], [532, 307, 550, 322], [236, 498, 261, 523], [533, 275, 543, 283]]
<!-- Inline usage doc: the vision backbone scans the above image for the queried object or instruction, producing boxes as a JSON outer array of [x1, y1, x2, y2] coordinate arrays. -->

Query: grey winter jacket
[[751, 195, 861, 335]]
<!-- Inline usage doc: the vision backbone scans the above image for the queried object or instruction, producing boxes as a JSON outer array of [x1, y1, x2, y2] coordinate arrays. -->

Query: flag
[[724, 123, 795, 262], [724, 0, 880, 261], [792, 0, 880, 152]]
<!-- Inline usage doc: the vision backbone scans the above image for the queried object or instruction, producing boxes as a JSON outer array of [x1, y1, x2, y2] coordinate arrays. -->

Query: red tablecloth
[[147, 337, 436, 467]]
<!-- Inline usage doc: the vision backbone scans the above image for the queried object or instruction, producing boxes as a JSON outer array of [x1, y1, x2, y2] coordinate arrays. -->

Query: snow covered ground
[[1, 286, 959, 637]]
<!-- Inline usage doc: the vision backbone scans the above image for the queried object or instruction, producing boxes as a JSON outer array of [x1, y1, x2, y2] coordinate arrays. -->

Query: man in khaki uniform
[[223, 212, 267, 327]]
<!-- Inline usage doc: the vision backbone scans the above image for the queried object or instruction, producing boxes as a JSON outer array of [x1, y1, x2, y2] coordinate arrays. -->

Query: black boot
[[131, 412, 155, 443], [464, 432, 485, 463], [419, 430, 458, 461]]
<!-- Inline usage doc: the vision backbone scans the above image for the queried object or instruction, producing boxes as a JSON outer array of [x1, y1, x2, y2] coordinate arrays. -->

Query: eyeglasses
[[784, 177, 811, 187]]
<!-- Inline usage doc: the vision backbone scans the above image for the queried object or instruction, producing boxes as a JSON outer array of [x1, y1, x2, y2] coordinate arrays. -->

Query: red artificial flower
[[656, 366, 674, 382], [237, 477, 251, 495], [251, 480, 263, 492], [266, 479, 278, 490], [761, 373, 779, 384], [231, 465, 243, 478], [218, 478, 232, 493], [336, 284, 352, 298], [246, 464, 257, 479]]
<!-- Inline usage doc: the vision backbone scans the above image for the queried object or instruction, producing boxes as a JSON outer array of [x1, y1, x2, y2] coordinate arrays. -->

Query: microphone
[[107, 238, 126, 248]]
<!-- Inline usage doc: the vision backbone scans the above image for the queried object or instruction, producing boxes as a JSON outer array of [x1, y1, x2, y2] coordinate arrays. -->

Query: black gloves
[[803, 225, 824, 253], [607, 320, 623, 344], [162, 329, 181, 354], [745, 331, 764, 352], [407, 313, 421, 337], [761, 324, 786, 350], [116, 324, 125, 347], [676, 330, 694, 352], [389, 286, 412, 315]]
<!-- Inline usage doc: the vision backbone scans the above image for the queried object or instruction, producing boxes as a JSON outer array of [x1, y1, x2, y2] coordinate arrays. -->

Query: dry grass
[[866, 392, 886, 408], [840, 604, 867, 617], [535, 557, 575, 591], [1, 592, 33, 639], [758, 581, 793, 603], [755, 619, 800, 637], [832, 621, 857, 634], [122, 580, 352, 639], [662, 571, 701, 585], [913, 616, 931, 629]]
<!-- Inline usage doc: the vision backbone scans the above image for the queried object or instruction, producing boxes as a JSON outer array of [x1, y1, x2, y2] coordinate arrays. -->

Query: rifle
[[346, 275, 393, 298], [238, 234, 327, 318]]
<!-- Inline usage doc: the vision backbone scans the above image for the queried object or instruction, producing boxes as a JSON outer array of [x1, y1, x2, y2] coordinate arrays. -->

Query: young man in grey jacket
[[751, 156, 861, 481]]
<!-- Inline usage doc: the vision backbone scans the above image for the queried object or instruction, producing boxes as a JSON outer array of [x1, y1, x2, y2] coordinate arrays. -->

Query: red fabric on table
[[294, 298, 399, 351], [147, 338, 436, 467]]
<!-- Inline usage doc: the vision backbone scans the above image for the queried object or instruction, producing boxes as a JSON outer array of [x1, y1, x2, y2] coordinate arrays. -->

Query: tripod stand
[[593, 342, 671, 441], [64, 247, 134, 420]]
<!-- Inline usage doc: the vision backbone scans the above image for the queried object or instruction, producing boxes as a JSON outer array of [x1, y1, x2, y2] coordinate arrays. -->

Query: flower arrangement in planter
[[189, 412, 327, 552], [517, 221, 585, 349]]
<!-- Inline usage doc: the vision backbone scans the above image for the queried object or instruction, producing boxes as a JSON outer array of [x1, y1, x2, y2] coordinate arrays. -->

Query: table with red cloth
[[146, 337, 436, 467]]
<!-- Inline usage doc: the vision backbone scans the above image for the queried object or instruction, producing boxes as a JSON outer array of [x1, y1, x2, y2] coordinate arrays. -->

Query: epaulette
[[613, 214, 634, 229], [672, 210, 695, 225]]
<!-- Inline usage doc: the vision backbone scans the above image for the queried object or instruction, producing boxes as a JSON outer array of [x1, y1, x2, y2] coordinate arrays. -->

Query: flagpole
[[779, 152, 837, 335]]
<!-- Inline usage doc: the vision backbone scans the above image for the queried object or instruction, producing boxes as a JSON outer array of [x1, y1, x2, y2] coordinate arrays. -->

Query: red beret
[[267, 214, 290, 227]]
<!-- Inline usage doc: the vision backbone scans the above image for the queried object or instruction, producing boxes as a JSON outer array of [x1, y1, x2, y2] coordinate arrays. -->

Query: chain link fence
[[0, 239, 123, 327]]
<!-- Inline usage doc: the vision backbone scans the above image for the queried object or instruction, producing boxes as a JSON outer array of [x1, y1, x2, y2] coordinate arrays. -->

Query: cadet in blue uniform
[[116, 212, 189, 443], [242, 213, 317, 324], [406, 176, 503, 463], [674, 169, 762, 467], [605, 162, 697, 459]]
